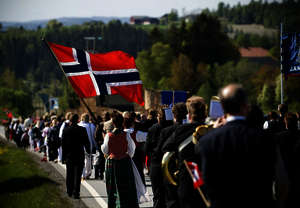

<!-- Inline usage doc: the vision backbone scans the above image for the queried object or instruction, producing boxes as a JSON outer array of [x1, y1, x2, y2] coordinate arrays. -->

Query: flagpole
[[183, 160, 211, 207], [172, 90, 175, 106], [42, 39, 98, 122], [42, 39, 68, 78], [280, 23, 284, 104], [79, 97, 98, 123]]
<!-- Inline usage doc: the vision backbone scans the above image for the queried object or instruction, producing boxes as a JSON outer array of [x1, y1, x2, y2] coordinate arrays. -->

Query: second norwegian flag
[[47, 41, 144, 106]]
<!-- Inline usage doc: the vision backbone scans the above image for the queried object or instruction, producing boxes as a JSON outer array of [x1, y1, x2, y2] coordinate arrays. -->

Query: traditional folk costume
[[101, 128, 139, 208], [124, 128, 148, 185]]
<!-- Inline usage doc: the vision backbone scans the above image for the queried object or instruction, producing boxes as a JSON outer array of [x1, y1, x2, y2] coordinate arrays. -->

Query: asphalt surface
[[0, 126, 154, 208]]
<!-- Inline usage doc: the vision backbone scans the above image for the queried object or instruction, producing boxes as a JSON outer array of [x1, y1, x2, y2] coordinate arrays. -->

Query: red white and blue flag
[[48, 42, 144, 106], [187, 161, 204, 189]]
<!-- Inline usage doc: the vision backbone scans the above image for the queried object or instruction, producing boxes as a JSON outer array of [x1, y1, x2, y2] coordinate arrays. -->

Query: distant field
[[134, 24, 169, 32], [230, 24, 278, 37]]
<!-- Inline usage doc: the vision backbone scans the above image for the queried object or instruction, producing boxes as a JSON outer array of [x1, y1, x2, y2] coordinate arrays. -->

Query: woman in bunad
[[123, 116, 150, 202], [101, 111, 139, 208]]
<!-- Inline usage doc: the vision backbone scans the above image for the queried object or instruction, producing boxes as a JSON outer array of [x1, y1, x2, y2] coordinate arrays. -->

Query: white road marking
[[57, 162, 108, 208]]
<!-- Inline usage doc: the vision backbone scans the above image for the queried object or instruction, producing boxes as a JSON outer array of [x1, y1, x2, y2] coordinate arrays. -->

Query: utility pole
[[84, 36, 102, 53], [280, 23, 284, 104]]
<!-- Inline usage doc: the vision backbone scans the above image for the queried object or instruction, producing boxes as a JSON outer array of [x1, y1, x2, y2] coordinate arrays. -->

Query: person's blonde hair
[[65, 112, 73, 120], [81, 113, 89, 122]]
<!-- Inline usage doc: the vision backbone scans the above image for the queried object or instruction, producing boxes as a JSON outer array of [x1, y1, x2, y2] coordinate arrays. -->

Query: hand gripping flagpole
[[183, 160, 211, 207], [42, 38, 98, 123]]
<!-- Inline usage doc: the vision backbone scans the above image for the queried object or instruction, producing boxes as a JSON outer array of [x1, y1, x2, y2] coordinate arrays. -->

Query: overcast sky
[[0, 0, 261, 22]]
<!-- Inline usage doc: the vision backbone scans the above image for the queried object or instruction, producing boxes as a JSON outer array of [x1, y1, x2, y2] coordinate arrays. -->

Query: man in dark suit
[[145, 107, 172, 208], [156, 102, 187, 208], [195, 84, 277, 208], [62, 113, 90, 199], [162, 96, 207, 208]]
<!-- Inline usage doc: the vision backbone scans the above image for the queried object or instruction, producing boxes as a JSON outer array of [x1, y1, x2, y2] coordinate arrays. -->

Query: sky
[[0, 0, 257, 22]]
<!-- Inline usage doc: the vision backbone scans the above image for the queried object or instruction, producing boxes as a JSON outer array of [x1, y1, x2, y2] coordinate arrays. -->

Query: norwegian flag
[[48, 41, 144, 106], [187, 161, 204, 189]]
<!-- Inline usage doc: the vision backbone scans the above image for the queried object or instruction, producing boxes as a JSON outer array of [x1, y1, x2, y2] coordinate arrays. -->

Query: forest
[[0, 0, 300, 119]]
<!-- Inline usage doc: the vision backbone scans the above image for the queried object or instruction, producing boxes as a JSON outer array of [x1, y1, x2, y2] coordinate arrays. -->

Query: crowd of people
[[4, 83, 300, 208]]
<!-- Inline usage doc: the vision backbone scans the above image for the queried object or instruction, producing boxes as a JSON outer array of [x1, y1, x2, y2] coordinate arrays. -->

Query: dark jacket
[[195, 120, 276, 208], [162, 121, 206, 208], [145, 121, 172, 166], [62, 124, 90, 164]]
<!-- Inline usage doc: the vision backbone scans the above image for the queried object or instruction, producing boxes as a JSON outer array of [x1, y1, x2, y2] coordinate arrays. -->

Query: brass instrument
[[162, 124, 213, 186], [161, 151, 178, 186], [192, 124, 213, 144]]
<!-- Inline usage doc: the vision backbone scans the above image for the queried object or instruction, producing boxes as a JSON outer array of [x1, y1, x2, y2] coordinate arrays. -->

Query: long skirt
[[105, 157, 139, 208]]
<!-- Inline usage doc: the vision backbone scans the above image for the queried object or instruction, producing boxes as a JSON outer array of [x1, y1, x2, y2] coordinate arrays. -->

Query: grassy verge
[[0, 140, 73, 208]]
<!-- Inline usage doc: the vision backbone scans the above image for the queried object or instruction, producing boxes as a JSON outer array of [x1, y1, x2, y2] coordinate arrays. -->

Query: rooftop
[[239, 47, 270, 58]]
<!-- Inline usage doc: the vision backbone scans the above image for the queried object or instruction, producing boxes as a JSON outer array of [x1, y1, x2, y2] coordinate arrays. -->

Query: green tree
[[257, 83, 275, 113], [168, 9, 179, 23], [0, 68, 19, 88], [136, 42, 174, 89], [0, 87, 33, 117], [59, 82, 80, 111], [169, 54, 196, 92], [185, 13, 240, 66], [46, 19, 63, 30], [149, 27, 164, 45], [197, 82, 215, 103]]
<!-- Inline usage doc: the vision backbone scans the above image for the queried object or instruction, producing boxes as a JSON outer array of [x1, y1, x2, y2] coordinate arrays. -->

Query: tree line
[[0, 20, 150, 117], [136, 10, 300, 113], [212, 0, 300, 31], [1, 0, 300, 119]]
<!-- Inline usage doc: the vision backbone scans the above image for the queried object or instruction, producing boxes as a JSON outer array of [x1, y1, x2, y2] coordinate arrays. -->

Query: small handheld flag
[[184, 160, 210, 207], [45, 41, 144, 106], [186, 161, 204, 189]]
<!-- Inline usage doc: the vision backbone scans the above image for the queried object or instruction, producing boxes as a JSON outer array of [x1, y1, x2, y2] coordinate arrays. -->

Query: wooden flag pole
[[79, 97, 98, 123], [42, 39, 68, 80], [183, 160, 211, 207], [42, 39, 98, 122], [172, 90, 175, 106]]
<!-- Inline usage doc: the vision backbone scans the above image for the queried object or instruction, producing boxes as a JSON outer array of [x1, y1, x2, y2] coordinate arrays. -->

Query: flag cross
[[46, 41, 144, 106], [61, 48, 142, 96]]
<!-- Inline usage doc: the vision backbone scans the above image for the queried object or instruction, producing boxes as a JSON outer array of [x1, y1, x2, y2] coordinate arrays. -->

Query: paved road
[[49, 157, 154, 208], [0, 126, 154, 208]]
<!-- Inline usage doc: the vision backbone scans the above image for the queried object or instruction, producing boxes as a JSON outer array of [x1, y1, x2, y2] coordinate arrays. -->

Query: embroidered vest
[[108, 132, 128, 159]]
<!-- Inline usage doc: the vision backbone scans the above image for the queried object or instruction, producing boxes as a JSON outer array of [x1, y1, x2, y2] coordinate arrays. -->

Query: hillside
[[1, 16, 130, 30]]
